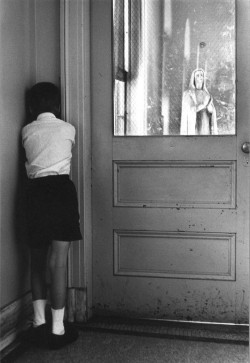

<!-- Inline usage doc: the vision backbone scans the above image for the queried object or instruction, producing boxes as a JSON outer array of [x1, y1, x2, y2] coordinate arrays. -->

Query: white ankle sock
[[33, 299, 47, 327], [51, 307, 65, 335]]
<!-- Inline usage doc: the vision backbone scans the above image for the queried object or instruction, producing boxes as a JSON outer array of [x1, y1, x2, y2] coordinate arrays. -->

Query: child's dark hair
[[28, 82, 61, 119]]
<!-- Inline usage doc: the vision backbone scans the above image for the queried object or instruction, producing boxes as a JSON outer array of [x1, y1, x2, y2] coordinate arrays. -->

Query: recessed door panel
[[114, 161, 236, 208]]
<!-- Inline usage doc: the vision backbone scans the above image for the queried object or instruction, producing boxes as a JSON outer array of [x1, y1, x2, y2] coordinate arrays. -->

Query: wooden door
[[91, 0, 249, 323]]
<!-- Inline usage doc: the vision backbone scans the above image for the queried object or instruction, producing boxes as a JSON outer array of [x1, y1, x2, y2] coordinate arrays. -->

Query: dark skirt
[[26, 175, 82, 249]]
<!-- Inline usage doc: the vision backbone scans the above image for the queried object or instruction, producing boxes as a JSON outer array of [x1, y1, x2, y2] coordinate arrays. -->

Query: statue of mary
[[180, 68, 217, 135]]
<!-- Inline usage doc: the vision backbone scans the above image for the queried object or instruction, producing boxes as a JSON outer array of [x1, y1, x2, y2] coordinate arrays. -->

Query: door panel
[[114, 230, 235, 280], [113, 160, 236, 208], [91, 0, 249, 323]]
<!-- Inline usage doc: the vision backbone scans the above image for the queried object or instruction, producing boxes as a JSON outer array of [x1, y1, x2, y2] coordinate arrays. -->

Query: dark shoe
[[20, 324, 49, 348], [48, 324, 79, 350]]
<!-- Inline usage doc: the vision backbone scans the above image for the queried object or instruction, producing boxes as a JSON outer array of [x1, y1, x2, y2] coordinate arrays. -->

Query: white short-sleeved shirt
[[22, 113, 75, 179]]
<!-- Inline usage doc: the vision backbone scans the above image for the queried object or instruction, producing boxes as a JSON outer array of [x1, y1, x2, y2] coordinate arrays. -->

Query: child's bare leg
[[30, 247, 48, 300], [49, 240, 71, 337], [30, 247, 49, 327], [49, 240, 71, 309]]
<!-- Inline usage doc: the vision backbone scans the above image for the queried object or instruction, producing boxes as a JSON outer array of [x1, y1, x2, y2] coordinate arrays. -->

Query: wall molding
[[0, 292, 33, 353], [60, 0, 92, 318]]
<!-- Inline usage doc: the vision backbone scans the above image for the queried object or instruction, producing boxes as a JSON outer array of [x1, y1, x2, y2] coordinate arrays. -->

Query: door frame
[[60, 0, 93, 319]]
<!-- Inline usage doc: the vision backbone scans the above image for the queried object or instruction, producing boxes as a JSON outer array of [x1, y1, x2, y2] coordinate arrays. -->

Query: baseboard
[[0, 292, 33, 352], [78, 316, 249, 345], [0, 287, 87, 357], [66, 287, 87, 323]]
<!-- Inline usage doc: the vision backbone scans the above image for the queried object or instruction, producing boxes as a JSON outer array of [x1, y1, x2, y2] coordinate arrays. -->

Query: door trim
[[60, 0, 92, 318]]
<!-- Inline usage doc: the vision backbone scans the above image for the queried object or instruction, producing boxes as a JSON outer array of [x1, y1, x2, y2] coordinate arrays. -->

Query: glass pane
[[113, 0, 236, 136]]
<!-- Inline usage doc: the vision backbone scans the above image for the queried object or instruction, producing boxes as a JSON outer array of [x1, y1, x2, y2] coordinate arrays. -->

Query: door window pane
[[113, 0, 236, 136]]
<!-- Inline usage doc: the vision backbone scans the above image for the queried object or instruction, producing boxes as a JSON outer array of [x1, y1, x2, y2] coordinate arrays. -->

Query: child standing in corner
[[22, 82, 82, 349]]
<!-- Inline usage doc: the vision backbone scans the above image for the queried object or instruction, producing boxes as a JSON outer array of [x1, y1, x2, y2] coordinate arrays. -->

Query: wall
[[0, 0, 60, 309]]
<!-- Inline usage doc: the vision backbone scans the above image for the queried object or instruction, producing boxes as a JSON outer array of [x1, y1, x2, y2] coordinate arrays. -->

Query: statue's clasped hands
[[196, 95, 213, 113]]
